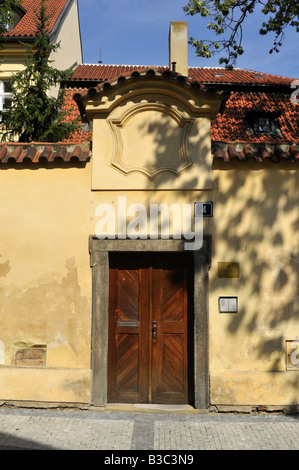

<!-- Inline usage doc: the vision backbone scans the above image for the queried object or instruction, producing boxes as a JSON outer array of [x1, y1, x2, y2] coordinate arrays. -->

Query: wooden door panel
[[108, 252, 191, 404], [118, 269, 139, 322], [151, 254, 189, 403], [117, 333, 139, 392], [162, 334, 185, 393], [161, 269, 185, 324], [108, 254, 149, 403]]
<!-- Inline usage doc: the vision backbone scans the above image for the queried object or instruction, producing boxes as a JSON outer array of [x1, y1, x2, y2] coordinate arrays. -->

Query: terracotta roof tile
[[0, 143, 90, 164], [61, 64, 299, 164], [61, 87, 92, 144], [61, 69, 216, 142], [68, 65, 298, 146], [76, 68, 211, 99], [70, 64, 296, 86], [189, 67, 295, 86], [70, 64, 167, 82], [212, 143, 299, 164], [4, 0, 69, 37], [211, 91, 299, 143]]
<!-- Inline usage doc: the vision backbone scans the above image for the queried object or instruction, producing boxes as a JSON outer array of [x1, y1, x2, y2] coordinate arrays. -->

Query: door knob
[[152, 321, 157, 339]]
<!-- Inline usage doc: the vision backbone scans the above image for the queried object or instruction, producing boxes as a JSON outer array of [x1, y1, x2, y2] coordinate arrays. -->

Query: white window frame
[[0, 80, 12, 112]]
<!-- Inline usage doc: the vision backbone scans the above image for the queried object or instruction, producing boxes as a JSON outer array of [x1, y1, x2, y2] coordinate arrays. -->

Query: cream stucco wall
[[0, 44, 27, 81], [49, 0, 82, 71], [209, 162, 299, 406], [0, 161, 298, 405], [0, 76, 298, 406], [0, 164, 92, 402], [85, 75, 221, 191], [49, 0, 82, 97]]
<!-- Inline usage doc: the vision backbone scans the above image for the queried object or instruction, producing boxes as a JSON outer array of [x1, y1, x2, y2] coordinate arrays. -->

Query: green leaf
[[183, 0, 299, 68]]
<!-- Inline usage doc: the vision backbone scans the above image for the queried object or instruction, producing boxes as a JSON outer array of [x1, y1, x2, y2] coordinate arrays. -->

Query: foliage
[[0, 0, 80, 142], [0, 0, 19, 38], [183, 0, 299, 68]]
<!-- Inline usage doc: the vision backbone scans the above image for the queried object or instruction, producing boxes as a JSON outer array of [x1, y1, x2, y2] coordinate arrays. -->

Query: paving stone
[[0, 407, 297, 450]]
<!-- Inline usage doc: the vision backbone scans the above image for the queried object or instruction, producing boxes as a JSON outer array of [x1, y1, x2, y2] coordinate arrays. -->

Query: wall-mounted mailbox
[[219, 297, 238, 313]]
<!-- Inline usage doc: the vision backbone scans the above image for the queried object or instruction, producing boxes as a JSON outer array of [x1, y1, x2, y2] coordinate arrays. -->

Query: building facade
[[0, 21, 298, 410], [0, 0, 82, 102]]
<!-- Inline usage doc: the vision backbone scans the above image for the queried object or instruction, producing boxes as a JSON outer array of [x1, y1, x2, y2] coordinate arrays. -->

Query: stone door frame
[[89, 236, 211, 409]]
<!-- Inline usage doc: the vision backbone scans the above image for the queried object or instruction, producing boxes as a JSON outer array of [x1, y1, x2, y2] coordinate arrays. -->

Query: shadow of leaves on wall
[[134, 101, 299, 407]]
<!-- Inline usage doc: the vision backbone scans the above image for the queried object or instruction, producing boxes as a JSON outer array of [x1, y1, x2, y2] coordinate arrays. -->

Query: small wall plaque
[[218, 262, 240, 278], [286, 340, 299, 370], [219, 297, 238, 313], [194, 202, 213, 217], [14, 347, 46, 367]]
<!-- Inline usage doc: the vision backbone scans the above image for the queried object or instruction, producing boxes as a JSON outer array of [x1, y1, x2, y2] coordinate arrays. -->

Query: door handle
[[152, 321, 157, 339]]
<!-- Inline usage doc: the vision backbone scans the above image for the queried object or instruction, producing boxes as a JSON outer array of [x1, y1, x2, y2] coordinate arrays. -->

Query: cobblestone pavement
[[0, 405, 298, 451]]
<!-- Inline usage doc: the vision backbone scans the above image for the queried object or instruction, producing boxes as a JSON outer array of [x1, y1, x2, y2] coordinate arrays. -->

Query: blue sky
[[77, 0, 298, 78]]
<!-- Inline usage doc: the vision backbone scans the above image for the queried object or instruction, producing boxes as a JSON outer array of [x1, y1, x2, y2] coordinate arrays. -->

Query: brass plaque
[[218, 262, 240, 278]]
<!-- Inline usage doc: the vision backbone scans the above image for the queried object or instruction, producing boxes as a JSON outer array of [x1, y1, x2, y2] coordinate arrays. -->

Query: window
[[0, 80, 12, 112], [245, 111, 282, 136], [5, 6, 26, 31], [255, 116, 271, 133], [251, 74, 265, 80]]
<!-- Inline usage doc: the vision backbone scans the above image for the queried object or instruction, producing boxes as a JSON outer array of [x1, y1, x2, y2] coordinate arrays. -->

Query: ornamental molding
[[107, 102, 194, 180]]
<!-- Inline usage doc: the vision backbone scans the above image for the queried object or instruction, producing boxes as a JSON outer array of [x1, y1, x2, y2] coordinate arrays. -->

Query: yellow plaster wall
[[88, 78, 298, 408], [90, 164, 298, 406], [48, 0, 82, 97], [49, 0, 82, 71], [85, 76, 222, 191], [208, 162, 299, 406], [0, 44, 27, 81], [0, 76, 298, 406], [169, 22, 188, 76], [0, 159, 298, 406], [0, 164, 92, 403], [0, 368, 90, 403], [91, 112, 213, 191]]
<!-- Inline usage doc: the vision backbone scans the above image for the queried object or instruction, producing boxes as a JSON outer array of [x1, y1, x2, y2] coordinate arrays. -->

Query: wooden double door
[[108, 252, 193, 404]]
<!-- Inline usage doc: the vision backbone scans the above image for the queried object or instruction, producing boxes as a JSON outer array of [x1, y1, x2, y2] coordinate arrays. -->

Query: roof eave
[[75, 68, 226, 122], [3, 0, 73, 42], [48, 0, 75, 41]]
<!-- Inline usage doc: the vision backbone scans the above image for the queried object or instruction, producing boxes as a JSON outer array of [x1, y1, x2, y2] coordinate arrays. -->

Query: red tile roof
[[212, 143, 299, 164], [62, 68, 218, 144], [62, 87, 92, 144], [4, 0, 69, 37], [70, 64, 165, 82], [2, 64, 297, 165], [70, 64, 296, 86], [62, 67, 224, 144], [0, 143, 90, 164], [189, 67, 296, 86], [75, 67, 216, 99], [211, 91, 299, 144], [67, 64, 299, 148]]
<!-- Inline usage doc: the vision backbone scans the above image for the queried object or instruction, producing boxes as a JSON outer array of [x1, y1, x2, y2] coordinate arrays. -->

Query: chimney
[[169, 21, 188, 76]]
